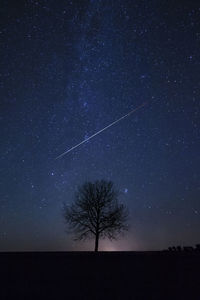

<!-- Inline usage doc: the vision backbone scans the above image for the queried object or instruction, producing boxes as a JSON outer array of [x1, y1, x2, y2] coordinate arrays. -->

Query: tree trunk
[[94, 232, 99, 252]]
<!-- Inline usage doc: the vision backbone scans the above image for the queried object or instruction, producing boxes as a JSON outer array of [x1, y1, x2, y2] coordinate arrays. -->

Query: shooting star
[[56, 102, 147, 159]]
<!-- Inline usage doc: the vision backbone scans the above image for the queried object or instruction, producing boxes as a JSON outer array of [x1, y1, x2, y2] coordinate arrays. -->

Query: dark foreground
[[1, 251, 200, 300]]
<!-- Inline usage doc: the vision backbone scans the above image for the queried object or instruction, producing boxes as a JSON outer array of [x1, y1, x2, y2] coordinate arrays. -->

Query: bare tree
[[63, 180, 128, 251]]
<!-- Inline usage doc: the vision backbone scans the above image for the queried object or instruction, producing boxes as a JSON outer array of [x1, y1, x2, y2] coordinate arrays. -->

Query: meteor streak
[[56, 102, 147, 159]]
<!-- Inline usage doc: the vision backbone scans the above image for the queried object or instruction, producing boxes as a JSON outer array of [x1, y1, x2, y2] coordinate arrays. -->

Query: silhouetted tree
[[196, 244, 200, 251], [63, 180, 128, 251]]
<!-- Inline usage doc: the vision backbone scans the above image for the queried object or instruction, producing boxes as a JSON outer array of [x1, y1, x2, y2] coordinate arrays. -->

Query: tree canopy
[[63, 180, 128, 251]]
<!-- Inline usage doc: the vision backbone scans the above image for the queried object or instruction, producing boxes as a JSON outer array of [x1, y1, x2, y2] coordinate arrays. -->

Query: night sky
[[1, 0, 200, 251]]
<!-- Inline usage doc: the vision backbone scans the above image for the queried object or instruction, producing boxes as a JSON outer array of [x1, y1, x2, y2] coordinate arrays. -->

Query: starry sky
[[1, 0, 200, 251]]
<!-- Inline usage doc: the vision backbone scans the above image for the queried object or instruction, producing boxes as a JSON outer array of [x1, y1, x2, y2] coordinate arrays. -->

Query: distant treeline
[[167, 244, 200, 252]]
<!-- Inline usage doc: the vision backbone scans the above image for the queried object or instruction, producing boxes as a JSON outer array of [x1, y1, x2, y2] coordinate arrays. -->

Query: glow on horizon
[[102, 245, 118, 251]]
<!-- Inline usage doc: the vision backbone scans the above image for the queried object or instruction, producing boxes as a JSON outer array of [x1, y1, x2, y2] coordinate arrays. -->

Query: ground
[[1, 251, 200, 299]]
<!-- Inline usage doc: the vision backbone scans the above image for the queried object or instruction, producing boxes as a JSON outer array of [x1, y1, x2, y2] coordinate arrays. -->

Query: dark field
[[1, 251, 200, 299]]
